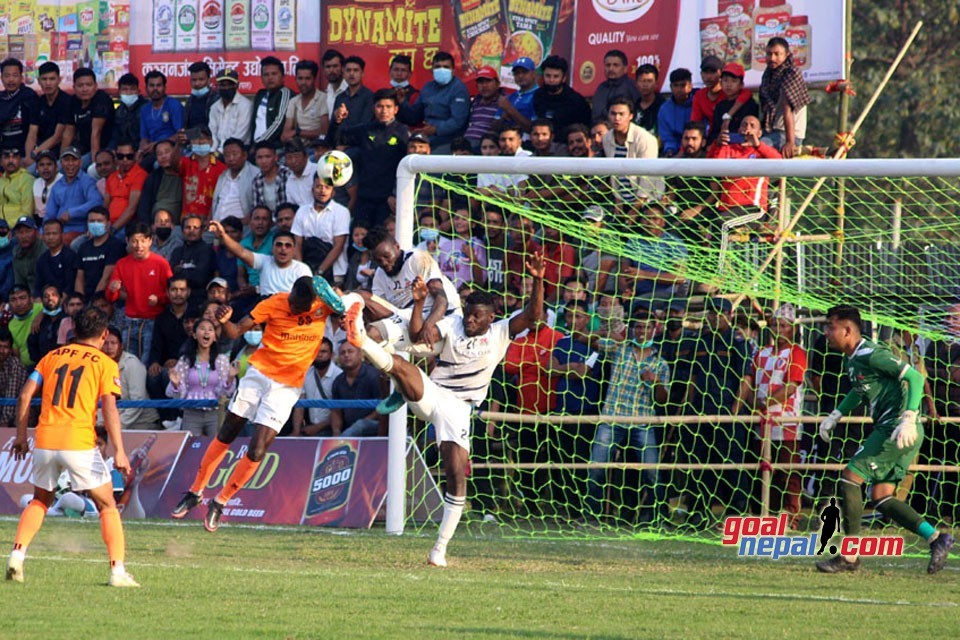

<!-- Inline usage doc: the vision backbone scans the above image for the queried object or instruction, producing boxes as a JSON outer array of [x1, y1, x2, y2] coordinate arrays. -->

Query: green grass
[[1, 517, 958, 640]]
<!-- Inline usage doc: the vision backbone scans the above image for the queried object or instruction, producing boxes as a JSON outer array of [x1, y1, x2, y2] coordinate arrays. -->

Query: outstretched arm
[[215, 305, 257, 340], [208, 220, 255, 267], [508, 251, 545, 337]]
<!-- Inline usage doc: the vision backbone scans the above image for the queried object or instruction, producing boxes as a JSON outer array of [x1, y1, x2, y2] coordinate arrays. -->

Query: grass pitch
[[1, 517, 958, 640]]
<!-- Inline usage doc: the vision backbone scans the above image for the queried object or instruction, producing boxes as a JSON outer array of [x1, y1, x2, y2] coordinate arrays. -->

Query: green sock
[[839, 479, 863, 538], [874, 497, 933, 539]]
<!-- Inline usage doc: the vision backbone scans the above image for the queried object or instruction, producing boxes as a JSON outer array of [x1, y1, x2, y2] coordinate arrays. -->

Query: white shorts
[[407, 369, 473, 453], [227, 365, 301, 433], [32, 448, 112, 492], [371, 308, 463, 358]]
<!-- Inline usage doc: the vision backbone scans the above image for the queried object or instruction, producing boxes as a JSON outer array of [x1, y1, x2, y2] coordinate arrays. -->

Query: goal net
[[385, 156, 960, 541]]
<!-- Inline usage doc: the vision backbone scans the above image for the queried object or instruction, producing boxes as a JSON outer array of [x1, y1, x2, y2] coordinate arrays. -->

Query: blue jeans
[[124, 318, 155, 364], [760, 130, 804, 150], [586, 423, 666, 518], [341, 417, 380, 438]]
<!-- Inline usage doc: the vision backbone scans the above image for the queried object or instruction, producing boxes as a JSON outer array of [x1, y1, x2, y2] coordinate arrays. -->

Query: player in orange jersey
[[171, 275, 337, 531], [6, 307, 139, 587]]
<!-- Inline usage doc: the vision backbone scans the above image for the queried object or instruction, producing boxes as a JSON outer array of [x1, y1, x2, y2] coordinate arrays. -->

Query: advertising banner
[[0, 428, 189, 516], [300, 438, 389, 529], [572, 0, 845, 93], [130, 0, 321, 95]]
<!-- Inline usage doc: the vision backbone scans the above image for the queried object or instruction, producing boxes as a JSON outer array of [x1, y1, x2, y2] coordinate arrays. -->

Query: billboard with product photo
[[572, 0, 845, 93]]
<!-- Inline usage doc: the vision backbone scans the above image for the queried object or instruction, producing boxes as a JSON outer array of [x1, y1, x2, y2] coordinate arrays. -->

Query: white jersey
[[430, 317, 512, 405], [371, 250, 461, 316]]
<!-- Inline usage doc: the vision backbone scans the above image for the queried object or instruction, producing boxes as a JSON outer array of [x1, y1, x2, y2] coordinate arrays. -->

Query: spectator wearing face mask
[[398, 51, 469, 153]]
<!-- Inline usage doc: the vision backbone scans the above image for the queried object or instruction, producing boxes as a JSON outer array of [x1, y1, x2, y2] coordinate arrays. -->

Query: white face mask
[[119, 94, 138, 107], [390, 80, 410, 89]]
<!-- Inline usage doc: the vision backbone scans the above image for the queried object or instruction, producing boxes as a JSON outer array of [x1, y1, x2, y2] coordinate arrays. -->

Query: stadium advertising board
[[572, 0, 846, 93], [130, 0, 322, 95], [0, 428, 188, 517], [300, 438, 389, 528]]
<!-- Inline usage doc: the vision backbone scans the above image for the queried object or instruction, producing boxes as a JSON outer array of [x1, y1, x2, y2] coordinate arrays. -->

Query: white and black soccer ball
[[316, 150, 354, 187]]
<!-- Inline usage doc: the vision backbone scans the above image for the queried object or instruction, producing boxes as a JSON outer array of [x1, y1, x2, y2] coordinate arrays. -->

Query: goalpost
[[385, 156, 960, 537]]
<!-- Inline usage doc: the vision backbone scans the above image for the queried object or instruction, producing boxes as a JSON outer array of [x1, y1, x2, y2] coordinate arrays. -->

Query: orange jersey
[[248, 294, 331, 388], [33, 343, 121, 451]]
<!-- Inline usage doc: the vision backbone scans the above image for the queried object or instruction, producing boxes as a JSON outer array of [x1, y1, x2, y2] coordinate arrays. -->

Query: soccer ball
[[316, 150, 354, 187]]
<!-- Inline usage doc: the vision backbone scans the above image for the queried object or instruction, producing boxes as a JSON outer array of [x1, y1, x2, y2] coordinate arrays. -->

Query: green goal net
[[393, 157, 960, 543]]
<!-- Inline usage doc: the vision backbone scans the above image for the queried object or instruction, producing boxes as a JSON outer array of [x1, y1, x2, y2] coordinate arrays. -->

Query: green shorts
[[847, 420, 923, 485]]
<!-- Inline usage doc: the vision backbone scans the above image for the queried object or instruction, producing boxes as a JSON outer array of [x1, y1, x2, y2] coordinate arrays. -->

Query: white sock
[[58, 492, 87, 514], [436, 493, 466, 551], [10, 549, 25, 562], [362, 339, 394, 373], [111, 561, 126, 575]]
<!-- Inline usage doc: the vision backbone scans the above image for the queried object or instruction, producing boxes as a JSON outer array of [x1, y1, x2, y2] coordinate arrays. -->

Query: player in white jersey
[[343, 252, 545, 568]]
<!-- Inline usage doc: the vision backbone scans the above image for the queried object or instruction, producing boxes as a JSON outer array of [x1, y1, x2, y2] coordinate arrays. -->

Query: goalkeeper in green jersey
[[816, 305, 954, 574]]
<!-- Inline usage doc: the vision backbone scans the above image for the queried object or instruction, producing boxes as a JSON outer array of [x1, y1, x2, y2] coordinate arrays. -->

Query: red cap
[[475, 66, 498, 81], [721, 62, 745, 78]]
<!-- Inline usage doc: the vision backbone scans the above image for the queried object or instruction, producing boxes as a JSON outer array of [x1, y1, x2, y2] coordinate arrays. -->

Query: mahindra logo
[[592, 0, 655, 23]]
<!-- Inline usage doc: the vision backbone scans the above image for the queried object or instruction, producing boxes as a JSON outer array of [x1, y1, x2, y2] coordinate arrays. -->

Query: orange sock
[[215, 457, 261, 504], [99, 506, 125, 565], [189, 438, 231, 494], [13, 499, 48, 551]]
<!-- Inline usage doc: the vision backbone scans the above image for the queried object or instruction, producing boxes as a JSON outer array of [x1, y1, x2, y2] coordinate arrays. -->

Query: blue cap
[[511, 57, 537, 71]]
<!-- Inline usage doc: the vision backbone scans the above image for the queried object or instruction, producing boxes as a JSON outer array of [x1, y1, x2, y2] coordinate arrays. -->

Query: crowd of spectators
[[0, 40, 954, 529]]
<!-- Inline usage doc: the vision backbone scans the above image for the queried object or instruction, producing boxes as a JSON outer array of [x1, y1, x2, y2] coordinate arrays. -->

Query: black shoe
[[928, 533, 955, 575], [204, 500, 225, 532], [816, 556, 861, 573], [171, 492, 201, 519]]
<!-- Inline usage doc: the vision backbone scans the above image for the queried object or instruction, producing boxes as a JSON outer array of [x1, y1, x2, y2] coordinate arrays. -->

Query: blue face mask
[[420, 228, 439, 242], [192, 144, 212, 156], [119, 94, 138, 107], [244, 330, 263, 346], [633, 338, 655, 349], [87, 221, 107, 237], [433, 68, 453, 85], [43, 306, 62, 317], [0, 235, 8, 249], [352, 242, 366, 252], [191, 86, 210, 98]]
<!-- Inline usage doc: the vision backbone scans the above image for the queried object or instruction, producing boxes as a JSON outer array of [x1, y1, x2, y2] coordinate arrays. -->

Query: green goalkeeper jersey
[[844, 338, 910, 432]]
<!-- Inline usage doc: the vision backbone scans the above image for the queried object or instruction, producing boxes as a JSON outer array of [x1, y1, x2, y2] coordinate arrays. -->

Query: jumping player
[[816, 304, 954, 574], [170, 275, 337, 531], [342, 252, 545, 567], [6, 307, 139, 587]]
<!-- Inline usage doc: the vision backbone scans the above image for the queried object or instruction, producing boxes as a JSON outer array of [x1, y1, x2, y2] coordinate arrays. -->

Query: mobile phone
[[728, 133, 745, 144]]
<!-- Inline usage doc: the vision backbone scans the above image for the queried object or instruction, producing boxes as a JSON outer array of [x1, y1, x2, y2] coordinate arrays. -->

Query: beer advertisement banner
[[301, 438, 388, 529], [130, 0, 322, 95], [0, 429, 188, 517], [152, 435, 319, 524], [572, 0, 845, 93]]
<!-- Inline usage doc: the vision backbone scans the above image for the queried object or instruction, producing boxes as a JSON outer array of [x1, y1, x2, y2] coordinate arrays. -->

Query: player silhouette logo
[[817, 497, 842, 555]]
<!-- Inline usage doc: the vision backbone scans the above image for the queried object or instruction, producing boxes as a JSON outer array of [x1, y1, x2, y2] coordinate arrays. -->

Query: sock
[[874, 497, 938, 542], [361, 339, 395, 373], [13, 499, 48, 552], [435, 493, 466, 551], [189, 438, 231, 494], [839, 479, 862, 561], [215, 456, 261, 504], [99, 506, 125, 565]]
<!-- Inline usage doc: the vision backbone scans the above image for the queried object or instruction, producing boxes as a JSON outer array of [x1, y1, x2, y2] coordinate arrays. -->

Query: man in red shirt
[[179, 126, 225, 220], [707, 115, 782, 215], [690, 56, 754, 138], [106, 222, 173, 363], [104, 141, 147, 234], [541, 225, 577, 306]]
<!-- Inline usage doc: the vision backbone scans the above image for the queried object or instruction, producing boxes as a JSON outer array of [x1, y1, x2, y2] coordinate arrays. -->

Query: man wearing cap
[[24, 61, 71, 168], [733, 303, 806, 527], [691, 57, 753, 138], [337, 88, 409, 228], [282, 60, 328, 146], [657, 68, 695, 157], [463, 67, 503, 151], [45, 145, 103, 243], [709, 63, 759, 145], [183, 62, 219, 132], [111, 73, 148, 151], [591, 50, 641, 123], [407, 132, 431, 156], [205, 277, 230, 305], [492, 57, 540, 133], [0, 146, 34, 226], [179, 126, 225, 220], [681, 296, 752, 529], [281, 138, 318, 208], [533, 55, 591, 136], [209, 69, 253, 154], [399, 51, 469, 152], [12, 216, 42, 293], [170, 214, 217, 307]]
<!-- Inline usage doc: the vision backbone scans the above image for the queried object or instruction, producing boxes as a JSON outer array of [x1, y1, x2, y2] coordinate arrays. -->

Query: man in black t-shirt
[[62, 67, 115, 167], [24, 61, 71, 169], [0, 57, 38, 156], [76, 206, 126, 299]]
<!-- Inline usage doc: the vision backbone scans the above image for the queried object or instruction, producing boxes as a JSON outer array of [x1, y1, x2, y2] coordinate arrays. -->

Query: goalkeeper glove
[[819, 410, 842, 443], [890, 410, 919, 449]]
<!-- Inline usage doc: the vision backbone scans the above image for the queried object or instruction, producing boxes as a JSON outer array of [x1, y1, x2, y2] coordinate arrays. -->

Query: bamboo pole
[[731, 20, 923, 312]]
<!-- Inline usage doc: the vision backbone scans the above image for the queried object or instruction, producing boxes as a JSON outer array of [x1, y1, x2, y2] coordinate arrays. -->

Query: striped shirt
[[602, 345, 670, 420], [431, 317, 512, 405], [751, 343, 806, 441]]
